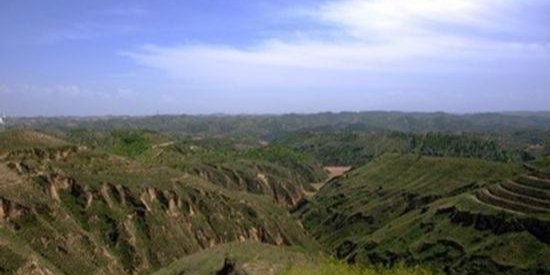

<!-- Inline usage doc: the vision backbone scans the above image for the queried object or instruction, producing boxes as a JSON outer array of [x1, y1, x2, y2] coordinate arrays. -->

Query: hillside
[[296, 154, 550, 274], [60, 129, 326, 206], [151, 242, 436, 275], [150, 242, 312, 275], [275, 131, 534, 167], [0, 131, 319, 275]]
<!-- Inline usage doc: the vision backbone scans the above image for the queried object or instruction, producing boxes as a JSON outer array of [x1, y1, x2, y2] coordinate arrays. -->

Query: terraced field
[[475, 174, 550, 214], [297, 154, 550, 274]]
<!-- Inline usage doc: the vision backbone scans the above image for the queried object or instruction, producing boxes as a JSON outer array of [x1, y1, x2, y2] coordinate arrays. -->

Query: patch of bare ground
[[152, 141, 175, 149], [305, 167, 352, 197], [324, 166, 352, 179], [528, 144, 545, 150], [16, 258, 55, 275]]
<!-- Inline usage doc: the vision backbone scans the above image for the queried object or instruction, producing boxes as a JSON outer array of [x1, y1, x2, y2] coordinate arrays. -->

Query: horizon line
[[3, 110, 550, 119]]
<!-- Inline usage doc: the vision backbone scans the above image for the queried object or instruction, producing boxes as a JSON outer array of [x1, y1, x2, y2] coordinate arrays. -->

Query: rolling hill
[[59, 129, 326, 206], [295, 154, 550, 274], [1, 111, 550, 275], [0, 130, 319, 275]]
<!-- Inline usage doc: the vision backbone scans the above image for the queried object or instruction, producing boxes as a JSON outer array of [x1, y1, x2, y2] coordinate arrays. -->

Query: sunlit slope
[[0, 131, 318, 275], [63, 129, 326, 206], [297, 154, 550, 274], [146, 141, 326, 206], [0, 129, 70, 153]]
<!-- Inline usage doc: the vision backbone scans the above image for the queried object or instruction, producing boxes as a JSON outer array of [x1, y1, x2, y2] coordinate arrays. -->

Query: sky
[[1, 0, 549, 116]]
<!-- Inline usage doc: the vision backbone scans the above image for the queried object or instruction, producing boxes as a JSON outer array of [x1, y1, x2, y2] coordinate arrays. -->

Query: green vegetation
[[0, 129, 69, 153], [111, 132, 152, 158], [1, 112, 550, 275], [0, 245, 26, 274], [297, 154, 550, 274], [0, 131, 319, 275], [283, 260, 435, 275], [151, 242, 437, 275], [7, 111, 550, 137], [151, 242, 312, 275], [276, 131, 532, 166], [65, 128, 169, 159]]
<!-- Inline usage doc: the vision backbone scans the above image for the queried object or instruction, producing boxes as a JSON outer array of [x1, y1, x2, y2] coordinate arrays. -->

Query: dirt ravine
[[307, 166, 352, 196], [324, 166, 352, 179]]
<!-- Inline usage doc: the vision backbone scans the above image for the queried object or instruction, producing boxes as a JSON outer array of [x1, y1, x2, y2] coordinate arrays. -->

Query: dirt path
[[324, 166, 352, 179], [152, 141, 175, 149], [306, 166, 352, 196]]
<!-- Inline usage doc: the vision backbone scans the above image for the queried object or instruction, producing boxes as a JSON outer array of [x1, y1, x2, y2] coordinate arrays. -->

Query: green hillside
[[152, 241, 437, 275], [151, 242, 312, 275], [296, 154, 550, 274], [57, 129, 326, 206], [0, 131, 319, 275], [275, 131, 533, 167]]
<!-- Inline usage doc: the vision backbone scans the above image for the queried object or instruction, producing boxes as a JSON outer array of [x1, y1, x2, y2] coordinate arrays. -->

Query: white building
[[0, 117, 4, 125]]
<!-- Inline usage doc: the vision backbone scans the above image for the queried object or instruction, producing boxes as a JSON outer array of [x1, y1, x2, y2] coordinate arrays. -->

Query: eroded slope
[[0, 132, 318, 275]]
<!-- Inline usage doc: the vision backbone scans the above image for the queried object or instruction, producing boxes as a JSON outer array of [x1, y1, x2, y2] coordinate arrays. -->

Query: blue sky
[[1, 0, 549, 116]]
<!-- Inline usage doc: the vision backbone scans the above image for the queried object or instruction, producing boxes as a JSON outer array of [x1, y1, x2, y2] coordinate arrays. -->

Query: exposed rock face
[[0, 146, 315, 275], [188, 163, 313, 207], [7, 146, 78, 161], [16, 259, 55, 275], [0, 197, 30, 223]]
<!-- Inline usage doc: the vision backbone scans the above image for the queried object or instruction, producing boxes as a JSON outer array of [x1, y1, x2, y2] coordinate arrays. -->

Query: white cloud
[[124, 0, 550, 90], [316, 0, 516, 38]]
